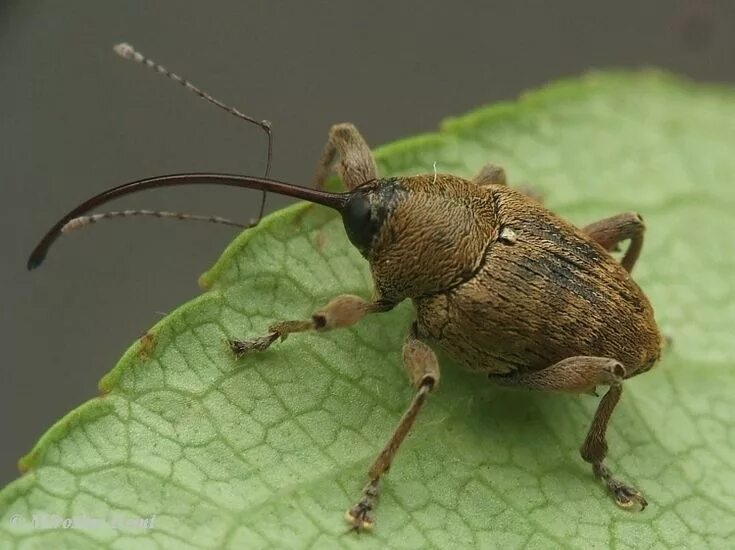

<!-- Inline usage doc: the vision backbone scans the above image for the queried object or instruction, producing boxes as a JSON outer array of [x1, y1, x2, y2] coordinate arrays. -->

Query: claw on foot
[[614, 485, 648, 510], [228, 332, 279, 357], [345, 507, 374, 532], [594, 462, 647, 511], [345, 479, 379, 533]]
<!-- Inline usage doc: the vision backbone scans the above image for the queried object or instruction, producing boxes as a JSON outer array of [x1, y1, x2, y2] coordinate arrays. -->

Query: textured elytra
[[2, 72, 735, 549]]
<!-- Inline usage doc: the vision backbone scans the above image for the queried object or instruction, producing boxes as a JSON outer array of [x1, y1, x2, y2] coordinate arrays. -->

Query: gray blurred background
[[1, 1, 733, 487]]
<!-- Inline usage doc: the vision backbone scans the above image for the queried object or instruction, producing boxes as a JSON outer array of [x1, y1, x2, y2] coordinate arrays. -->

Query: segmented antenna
[[28, 173, 349, 269], [112, 42, 272, 222], [61, 210, 245, 234]]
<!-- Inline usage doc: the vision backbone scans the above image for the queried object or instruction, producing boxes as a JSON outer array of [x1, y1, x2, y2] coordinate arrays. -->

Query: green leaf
[[2, 71, 734, 549]]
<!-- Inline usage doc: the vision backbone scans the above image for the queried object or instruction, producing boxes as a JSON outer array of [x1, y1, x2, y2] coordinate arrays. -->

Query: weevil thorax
[[341, 174, 500, 302]]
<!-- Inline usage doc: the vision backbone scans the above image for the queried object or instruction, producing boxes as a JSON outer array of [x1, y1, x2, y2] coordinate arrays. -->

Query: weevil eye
[[342, 187, 379, 254], [341, 178, 405, 256]]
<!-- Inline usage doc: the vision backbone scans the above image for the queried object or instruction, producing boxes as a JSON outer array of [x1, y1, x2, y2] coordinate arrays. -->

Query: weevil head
[[341, 174, 497, 303], [341, 177, 406, 258]]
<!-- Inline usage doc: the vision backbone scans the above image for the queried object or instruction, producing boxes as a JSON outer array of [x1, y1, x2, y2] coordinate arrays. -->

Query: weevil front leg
[[488, 356, 648, 510], [583, 212, 645, 273], [229, 295, 393, 356], [311, 123, 378, 191], [346, 323, 440, 531]]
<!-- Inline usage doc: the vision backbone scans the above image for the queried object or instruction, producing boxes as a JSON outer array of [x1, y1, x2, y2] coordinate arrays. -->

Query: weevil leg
[[472, 163, 508, 186], [229, 295, 393, 356], [346, 323, 440, 531], [311, 123, 377, 191], [472, 162, 543, 202], [488, 356, 624, 395], [583, 212, 645, 273], [488, 356, 648, 510], [581, 384, 648, 510]]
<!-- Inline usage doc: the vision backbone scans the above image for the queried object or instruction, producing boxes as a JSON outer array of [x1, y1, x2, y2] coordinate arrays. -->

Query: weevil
[[29, 44, 662, 531]]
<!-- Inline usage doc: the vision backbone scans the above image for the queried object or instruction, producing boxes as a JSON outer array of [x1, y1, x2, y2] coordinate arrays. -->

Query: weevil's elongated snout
[[27, 173, 349, 269]]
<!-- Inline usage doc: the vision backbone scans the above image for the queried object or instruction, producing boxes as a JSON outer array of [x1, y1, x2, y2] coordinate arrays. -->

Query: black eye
[[342, 188, 379, 254]]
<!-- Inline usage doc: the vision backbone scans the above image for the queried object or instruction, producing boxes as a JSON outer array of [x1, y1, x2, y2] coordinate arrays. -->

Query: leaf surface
[[2, 72, 734, 549]]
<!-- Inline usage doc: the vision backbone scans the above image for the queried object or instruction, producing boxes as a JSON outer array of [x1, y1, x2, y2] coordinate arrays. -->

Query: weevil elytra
[[29, 44, 662, 531]]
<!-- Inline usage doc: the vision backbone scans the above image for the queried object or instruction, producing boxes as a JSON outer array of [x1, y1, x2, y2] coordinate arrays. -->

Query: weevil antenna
[[28, 173, 349, 270], [60, 210, 247, 234], [114, 42, 273, 220]]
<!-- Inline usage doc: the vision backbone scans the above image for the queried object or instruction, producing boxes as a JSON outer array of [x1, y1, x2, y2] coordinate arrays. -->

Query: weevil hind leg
[[346, 323, 440, 531], [311, 123, 377, 191], [583, 212, 645, 273], [582, 383, 648, 510], [488, 356, 648, 510]]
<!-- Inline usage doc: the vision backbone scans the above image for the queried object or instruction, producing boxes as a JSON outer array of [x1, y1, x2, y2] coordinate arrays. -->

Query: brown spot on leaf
[[137, 331, 158, 358]]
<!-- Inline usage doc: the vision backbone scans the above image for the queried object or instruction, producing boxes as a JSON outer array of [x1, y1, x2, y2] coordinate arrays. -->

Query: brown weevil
[[28, 44, 662, 531]]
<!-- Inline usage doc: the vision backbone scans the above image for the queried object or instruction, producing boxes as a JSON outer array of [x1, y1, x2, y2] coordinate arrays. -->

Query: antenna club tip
[[113, 42, 137, 60], [61, 219, 82, 233]]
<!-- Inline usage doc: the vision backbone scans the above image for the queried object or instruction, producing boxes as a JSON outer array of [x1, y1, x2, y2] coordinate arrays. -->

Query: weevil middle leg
[[471, 162, 543, 202], [583, 212, 645, 273], [471, 162, 646, 270], [472, 163, 508, 186], [231, 311, 439, 531], [488, 356, 648, 509]]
